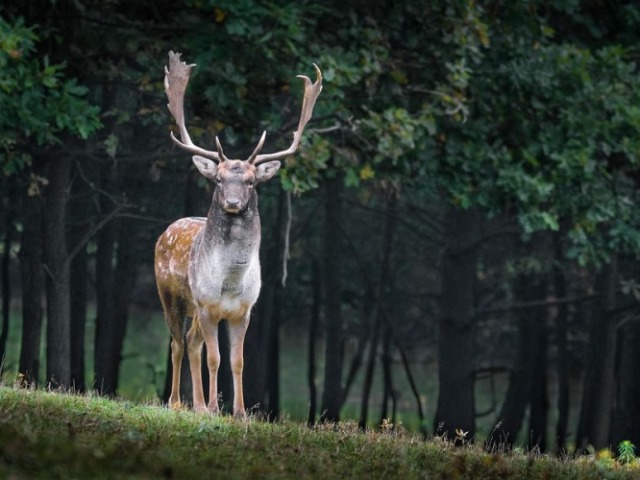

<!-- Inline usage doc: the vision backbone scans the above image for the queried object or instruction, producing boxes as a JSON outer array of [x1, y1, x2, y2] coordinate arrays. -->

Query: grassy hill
[[0, 385, 638, 479]]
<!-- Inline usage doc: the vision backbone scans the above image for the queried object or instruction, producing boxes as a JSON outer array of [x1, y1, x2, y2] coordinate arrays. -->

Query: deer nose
[[225, 197, 241, 211]]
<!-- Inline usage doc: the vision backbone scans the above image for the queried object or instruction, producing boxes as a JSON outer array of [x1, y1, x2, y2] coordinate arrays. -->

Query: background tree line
[[1, 0, 640, 453]]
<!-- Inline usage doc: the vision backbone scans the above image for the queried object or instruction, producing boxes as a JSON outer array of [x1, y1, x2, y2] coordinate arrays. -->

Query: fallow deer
[[155, 51, 322, 416]]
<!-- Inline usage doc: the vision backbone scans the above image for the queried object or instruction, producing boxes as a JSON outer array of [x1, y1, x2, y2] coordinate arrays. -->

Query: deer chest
[[189, 250, 261, 313]]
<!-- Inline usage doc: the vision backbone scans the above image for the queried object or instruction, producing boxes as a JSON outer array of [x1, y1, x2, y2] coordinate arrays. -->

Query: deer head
[[192, 155, 281, 214]]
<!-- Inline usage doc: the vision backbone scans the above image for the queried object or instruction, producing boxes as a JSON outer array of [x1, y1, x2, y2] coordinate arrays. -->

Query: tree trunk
[[527, 301, 548, 452], [576, 259, 618, 452], [43, 156, 73, 388], [341, 293, 372, 405], [359, 314, 381, 429], [307, 260, 320, 425], [18, 182, 45, 386], [0, 188, 16, 370], [263, 189, 289, 420], [68, 172, 90, 393], [396, 332, 426, 435], [320, 176, 344, 422], [488, 342, 529, 448], [434, 207, 479, 442], [359, 193, 397, 429], [69, 240, 88, 392], [552, 233, 570, 454], [93, 208, 116, 394], [379, 325, 396, 427], [94, 216, 137, 396], [110, 218, 137, 394], [487, 266, 547, 451], [264, 287, 281, 420]]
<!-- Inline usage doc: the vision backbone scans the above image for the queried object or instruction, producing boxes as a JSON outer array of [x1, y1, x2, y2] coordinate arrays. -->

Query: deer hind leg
[[168, 336, 184, 408], [197, 308, 221, 414], [228, 313, 250, 417], [186, 315, 207, 413], [159, 289, 185, 409]]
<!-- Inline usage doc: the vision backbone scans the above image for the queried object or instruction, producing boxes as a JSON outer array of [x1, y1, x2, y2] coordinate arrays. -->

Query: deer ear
[[192, 155, 218, 180], [255, 161, 281, 183]]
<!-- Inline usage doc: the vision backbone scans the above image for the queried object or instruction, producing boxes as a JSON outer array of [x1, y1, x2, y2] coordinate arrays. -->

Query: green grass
[[1, 386, 639, 479]]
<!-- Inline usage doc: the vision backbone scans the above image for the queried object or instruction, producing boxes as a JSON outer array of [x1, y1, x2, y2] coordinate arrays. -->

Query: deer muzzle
[[223, 197, 242, 213]]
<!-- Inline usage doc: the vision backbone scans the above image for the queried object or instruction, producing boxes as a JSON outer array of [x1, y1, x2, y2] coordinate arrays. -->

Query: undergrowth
[[0, 385, 638, 479]]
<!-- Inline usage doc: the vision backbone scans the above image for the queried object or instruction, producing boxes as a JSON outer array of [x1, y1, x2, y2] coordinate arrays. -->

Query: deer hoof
[[193, 403, 208, 414]]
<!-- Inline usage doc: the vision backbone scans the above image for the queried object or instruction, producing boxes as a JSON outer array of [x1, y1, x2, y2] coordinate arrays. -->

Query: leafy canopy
[[0, 15, 101, 175]]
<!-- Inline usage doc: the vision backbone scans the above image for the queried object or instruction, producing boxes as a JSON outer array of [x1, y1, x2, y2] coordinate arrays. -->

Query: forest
[[1, 0, 640, 455]]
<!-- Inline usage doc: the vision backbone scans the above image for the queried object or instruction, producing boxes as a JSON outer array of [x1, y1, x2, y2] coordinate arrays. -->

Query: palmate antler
[[164, 52, 220, 160], [164, 51, 323, 165]]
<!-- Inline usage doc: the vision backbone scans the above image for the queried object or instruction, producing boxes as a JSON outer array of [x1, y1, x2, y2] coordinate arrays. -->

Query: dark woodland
[[2, 0, 640, 454]]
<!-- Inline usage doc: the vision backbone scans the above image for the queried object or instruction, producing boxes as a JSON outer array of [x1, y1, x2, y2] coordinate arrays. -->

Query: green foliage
[[280, 135, 331, 194], [274, 0, 640, 263], [618, 441, 638, 465], [0, 15, 101, 174], [424, 3, 640, 263], [1, 386, 639, 480]]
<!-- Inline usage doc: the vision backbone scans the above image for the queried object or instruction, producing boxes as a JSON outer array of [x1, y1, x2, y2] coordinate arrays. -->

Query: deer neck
[[188, 192, 262, 309], [202, 192, 261, 264]]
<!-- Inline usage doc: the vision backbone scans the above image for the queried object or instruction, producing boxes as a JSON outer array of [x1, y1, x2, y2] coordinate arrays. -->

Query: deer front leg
[[228, 313, 250, 417], [186, 318, 207, 413], [198, 309, 221, 414]]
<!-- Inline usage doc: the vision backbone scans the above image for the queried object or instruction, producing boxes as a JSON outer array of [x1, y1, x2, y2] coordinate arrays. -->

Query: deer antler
[[246, 131, 267, 163], [165, 51, 322, 165], [215, 136, 229, 163], [164, 51, 221, 162], [251, 64, 323, 165]]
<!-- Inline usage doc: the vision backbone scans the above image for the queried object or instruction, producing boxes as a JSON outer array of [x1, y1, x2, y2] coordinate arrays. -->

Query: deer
[[154, 51, 322, 416]]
